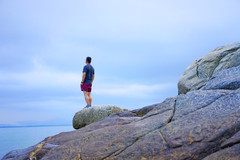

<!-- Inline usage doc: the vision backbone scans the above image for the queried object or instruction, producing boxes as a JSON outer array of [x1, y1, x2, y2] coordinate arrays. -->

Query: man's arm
[[81, 72, 86, 85], [92, 74, 95, 83]]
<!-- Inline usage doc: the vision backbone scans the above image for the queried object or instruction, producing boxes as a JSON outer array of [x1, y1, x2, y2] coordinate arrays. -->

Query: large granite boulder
[[2, 42, 240, 160], [178, 42, 240, 94], [73, 105, 123, 129]]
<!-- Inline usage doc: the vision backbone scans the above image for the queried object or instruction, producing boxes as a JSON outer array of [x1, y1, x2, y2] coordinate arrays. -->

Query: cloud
[[94, 83, 175, 98], [2, 0, 239, 43], [0, 61, 175, 98], [0, 57, 81, 90], [0, 56, 176, 98]]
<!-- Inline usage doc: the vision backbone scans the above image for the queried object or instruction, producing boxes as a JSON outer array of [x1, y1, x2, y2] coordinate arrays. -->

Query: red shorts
[[81, 83, 92, 92]]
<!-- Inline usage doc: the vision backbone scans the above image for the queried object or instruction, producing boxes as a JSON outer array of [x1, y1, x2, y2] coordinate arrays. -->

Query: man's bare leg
[[84, 91, 92, 105], [83, 91, 89, 105], [86, 92, 92, 105]]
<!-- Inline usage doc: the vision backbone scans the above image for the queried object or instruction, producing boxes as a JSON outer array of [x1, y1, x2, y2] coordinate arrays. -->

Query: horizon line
[[0, 124, 72, 128]]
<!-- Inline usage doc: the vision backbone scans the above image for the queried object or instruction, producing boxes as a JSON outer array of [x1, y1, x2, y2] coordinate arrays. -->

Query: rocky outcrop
[[2, 42, 240, 160], [178, 42, 240, 94], [72, 105, 123, 129]]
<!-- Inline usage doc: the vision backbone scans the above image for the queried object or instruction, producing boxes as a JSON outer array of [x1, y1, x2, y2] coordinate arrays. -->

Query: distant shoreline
[[0, 125, 72, 128]]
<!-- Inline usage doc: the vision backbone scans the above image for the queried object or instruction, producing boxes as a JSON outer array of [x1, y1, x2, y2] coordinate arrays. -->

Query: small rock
[[72, 105, 123, 129]]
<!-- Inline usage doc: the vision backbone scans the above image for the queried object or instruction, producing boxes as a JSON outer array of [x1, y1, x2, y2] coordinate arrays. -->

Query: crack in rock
[[102, 99, 177, 159], [221, 130, 240, 149], [167, 99, 176, 124]]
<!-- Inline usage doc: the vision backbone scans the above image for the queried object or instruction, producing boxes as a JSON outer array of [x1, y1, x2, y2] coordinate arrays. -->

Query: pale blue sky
[[0, 0, 240, 126]]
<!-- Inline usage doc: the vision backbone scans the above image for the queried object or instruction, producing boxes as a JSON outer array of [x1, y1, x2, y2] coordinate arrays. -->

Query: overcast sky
[[0, 0, 240, 126]]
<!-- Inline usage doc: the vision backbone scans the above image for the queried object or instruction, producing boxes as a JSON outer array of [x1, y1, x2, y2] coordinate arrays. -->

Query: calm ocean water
[[0, 126, 74, 159]]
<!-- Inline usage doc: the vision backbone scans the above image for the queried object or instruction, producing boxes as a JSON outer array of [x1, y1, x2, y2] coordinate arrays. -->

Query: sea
[[0, 125, 74, 159]]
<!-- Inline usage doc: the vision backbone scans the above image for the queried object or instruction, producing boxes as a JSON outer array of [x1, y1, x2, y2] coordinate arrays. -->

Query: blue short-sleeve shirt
[[83, 64, 95, 84]]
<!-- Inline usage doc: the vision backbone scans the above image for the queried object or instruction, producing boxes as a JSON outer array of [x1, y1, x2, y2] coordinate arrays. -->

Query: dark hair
[[86, 57, 92, 63]]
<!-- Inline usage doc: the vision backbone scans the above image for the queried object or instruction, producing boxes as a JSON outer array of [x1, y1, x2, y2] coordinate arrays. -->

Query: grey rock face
[[178, 42, 240, 94], [202, 65, 240, 90], [172, 90, 230, 121], [221, 130, 240, 149], [72, 105, 123, 129], [131, 104, 157, 117], [203, 143, 240, 160], [160, 89, 240, 159]]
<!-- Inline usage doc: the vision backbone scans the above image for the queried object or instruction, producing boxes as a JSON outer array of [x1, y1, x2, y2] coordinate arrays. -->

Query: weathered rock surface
[[178, 42, 240, 94], [202, 65, 240, 91], [203, 143, 240, 160], [73, 105, 123, 129], [2, 42, 240, 160]]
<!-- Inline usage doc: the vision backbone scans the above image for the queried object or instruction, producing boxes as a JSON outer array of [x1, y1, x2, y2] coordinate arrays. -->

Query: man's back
[[83, 64, 94, 84]]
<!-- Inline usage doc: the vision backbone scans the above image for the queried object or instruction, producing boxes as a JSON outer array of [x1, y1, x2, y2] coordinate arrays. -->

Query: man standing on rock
[[81, 57, 95, 109]]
